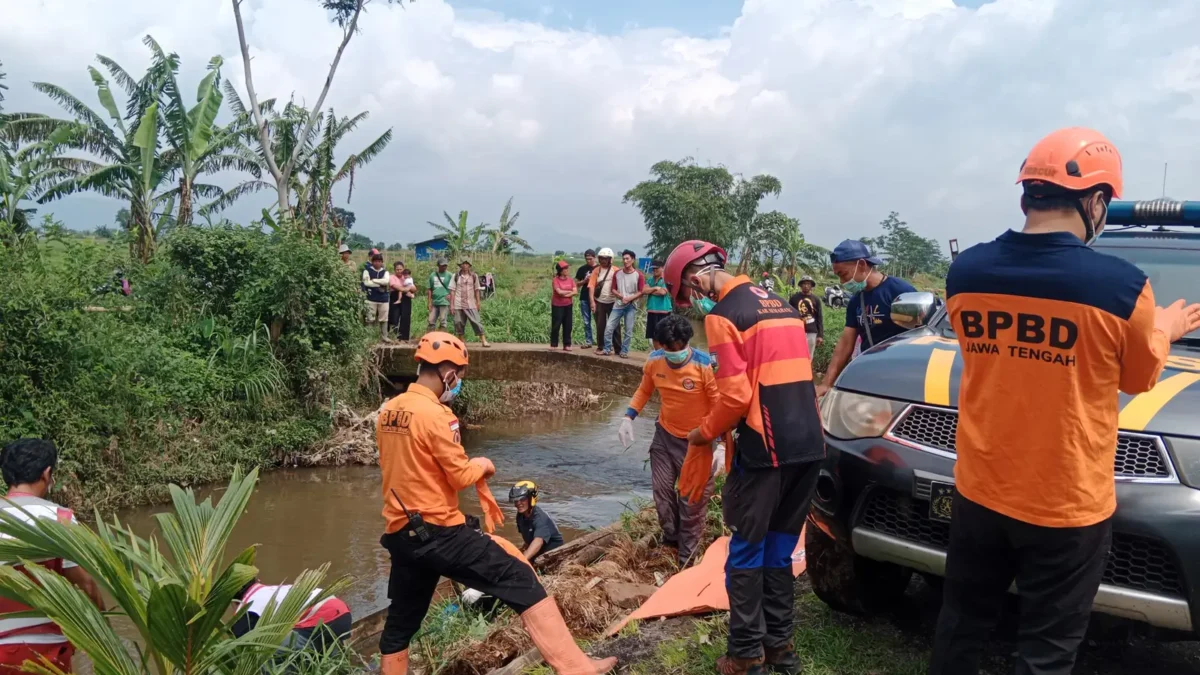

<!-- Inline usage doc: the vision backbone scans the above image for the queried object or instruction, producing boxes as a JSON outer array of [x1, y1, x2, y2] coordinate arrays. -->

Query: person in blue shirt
[[816, 239, 917, 397]]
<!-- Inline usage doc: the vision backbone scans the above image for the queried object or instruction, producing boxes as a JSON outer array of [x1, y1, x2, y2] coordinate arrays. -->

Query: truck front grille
[[858, 489, 1185, 597], [888, 406, 1173, 480]]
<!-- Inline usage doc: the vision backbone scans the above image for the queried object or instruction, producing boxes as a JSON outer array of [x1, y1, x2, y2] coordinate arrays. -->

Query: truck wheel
[[806, 525, 911, 615]]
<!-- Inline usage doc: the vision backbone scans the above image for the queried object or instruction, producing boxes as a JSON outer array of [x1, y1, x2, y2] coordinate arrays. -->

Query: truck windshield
[[1101, 244, 1200, 340], [937, 242, 1200, 340]]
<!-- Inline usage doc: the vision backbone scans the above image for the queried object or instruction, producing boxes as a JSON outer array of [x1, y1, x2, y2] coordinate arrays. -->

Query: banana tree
[[293, 108, 391, 244], [145, 38, 243, 227], [0, 468, 344, 675], [427, 210, 485, 257], [4, 47, 173, 262], [484, 197, 532, 254], [0, 124, 85, 226]]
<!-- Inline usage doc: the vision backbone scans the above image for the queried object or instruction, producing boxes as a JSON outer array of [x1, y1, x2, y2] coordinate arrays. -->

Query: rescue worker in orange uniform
[[618, 313, 719, 566], [376, 332, 616, 675], [0, 439, 104, 674], [931, 128, 1200, 675], [662, 243, 825, 675]]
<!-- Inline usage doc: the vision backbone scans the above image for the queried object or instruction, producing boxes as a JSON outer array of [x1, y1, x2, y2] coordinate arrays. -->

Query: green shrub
[[0, 225, 369, 509]]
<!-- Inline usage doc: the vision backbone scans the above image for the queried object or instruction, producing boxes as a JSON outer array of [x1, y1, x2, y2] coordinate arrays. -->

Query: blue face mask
[[440, 371, 464, 403], [664, 347, 691, 365], [695, 296, 717, 315]]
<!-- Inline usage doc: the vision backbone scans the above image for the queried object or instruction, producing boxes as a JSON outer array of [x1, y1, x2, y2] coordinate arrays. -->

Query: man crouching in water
[[375, 332, 616, 675]]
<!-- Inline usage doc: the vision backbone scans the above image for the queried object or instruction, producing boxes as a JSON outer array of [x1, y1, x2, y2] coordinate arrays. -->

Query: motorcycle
[[823, 285, 847, 308]]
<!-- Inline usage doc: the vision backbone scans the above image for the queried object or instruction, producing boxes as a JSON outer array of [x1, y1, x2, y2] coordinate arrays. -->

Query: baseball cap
[[830, 239, 883, 265], [556, 260, 570, 270]]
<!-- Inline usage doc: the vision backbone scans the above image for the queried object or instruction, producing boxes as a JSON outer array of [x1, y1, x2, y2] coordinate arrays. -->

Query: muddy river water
[[118, 400, 663, 617]]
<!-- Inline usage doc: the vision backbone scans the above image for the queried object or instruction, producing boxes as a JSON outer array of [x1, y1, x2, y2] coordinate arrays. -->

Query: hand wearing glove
[[678, 441, 714, 505], [618, 417, 635, 449], [462, 588, 484, 605]]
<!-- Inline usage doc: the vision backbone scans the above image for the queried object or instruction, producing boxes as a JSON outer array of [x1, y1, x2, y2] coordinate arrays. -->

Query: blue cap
[[830, 239, 883, 265]]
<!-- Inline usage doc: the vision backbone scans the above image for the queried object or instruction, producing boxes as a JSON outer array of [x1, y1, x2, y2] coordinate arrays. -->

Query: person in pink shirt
[[550, 260, 577, 351]]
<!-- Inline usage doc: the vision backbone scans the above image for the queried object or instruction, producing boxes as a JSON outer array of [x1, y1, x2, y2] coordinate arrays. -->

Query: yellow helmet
[[508, 480, 538, 506]]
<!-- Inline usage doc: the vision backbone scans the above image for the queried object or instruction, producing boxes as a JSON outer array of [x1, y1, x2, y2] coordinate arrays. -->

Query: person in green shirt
[[644, 260, 672, 350], [427, 257, 452, 332]]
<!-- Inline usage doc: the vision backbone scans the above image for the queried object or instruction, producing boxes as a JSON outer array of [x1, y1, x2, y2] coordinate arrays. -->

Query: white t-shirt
[[0, 497, 79, 645]]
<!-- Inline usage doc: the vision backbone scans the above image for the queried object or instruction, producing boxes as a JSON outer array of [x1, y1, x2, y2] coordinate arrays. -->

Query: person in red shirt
[[663, 241, 824, 675], [618, 314, 718, 566], [0, 439, 104, 675], [550, 260, 577, 351]]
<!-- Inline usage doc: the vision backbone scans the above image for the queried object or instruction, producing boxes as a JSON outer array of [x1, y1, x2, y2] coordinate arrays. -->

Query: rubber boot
[[763, 645, 801, 675], [380, 650, 409, 675], [521, 597, 617, 675], [716, 654, 767, 675]]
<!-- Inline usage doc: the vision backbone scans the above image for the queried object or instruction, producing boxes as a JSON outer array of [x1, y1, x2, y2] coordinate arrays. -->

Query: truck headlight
[[821, 389, 907, 440]]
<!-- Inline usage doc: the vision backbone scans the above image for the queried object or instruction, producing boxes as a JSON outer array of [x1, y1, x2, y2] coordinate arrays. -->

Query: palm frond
[[94, 55, 138, 97], [333, 128, 392, 181], [198, 180, 273, 215]]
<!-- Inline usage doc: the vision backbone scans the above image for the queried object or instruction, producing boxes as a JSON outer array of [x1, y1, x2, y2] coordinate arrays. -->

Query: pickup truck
[[808, 199, 1200, 636]]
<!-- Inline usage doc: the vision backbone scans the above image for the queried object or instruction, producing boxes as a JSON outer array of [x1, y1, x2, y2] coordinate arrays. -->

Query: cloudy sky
[[2, 0, 1198, 254]]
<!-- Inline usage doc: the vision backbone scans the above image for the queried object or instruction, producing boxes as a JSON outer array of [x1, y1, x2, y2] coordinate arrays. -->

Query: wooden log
[[534, 526, 617, 572]]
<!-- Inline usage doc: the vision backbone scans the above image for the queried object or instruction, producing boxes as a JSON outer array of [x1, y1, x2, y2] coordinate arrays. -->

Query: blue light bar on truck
[[1107, 199, 1200, 226]]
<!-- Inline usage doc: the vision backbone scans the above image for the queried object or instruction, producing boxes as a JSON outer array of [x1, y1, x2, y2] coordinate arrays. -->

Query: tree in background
[[485, 197, 532, 253], [230, 0, 404, 218], [5, 47, 174, 262], [146, 39, 246, 226], [428, 209, 485, 257], [344, 232, 373, 250], [624, 158, 738, 259], [206, 91, 390, 244], [862, 211, 948, 279], [624, 158, 786, 264], [332, 206, 356, 231], [731, 175, 782, 273]]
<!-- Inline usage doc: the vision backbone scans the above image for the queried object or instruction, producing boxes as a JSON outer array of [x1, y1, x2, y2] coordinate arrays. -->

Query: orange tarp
[[606, 526, 806, 636]]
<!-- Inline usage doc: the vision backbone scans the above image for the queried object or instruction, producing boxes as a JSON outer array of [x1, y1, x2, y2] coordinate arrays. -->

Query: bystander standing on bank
[[644, 260, 671, 349], [589, 248, 620, 355], [601, 250, 645, 359], [362, 252, 391, 342], [575, 250, 597, 348], [550, 260, 577, 351], [389, 262, 416, 342], [450, 259, 491, 347], [427, 258, 452, 333], [788, 275, 824, 359]]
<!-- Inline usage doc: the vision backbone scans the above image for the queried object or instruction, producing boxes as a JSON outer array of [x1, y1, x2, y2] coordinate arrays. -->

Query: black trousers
[[379, 524, 547, 655], [723, 460, 821, 658], [389, 297, 412, 340], [550, 304, 573, 347], [929, 493, 1112, 675], [593, 301, 620, 354]]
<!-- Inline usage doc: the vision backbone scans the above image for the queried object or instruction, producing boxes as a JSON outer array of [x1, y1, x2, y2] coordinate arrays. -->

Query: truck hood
[[835, 329, 1200, 439]]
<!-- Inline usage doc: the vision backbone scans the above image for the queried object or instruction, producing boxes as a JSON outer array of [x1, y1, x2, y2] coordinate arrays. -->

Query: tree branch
[[231, 0, 285, 207], [282, 0, 366, 186]]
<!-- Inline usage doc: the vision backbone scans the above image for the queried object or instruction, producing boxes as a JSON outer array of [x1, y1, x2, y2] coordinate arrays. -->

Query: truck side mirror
[[891, 291, 939, 329]]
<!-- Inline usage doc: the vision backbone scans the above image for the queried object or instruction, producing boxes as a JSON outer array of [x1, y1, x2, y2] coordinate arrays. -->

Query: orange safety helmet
[[414, 331, 469, 368], [663, 240, 728, 307], [1016, 127, 1123, 200]]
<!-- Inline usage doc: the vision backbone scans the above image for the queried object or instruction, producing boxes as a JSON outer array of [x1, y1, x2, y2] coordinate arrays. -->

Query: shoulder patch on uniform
[[690, 349, 713, 366], [647, 349, 665, 362]]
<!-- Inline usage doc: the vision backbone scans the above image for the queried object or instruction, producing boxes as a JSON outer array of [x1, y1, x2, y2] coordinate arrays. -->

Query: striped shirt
[[698, 275, 825, 468]]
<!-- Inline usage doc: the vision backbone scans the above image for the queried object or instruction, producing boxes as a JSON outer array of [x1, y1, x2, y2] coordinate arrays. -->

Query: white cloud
[[2, 0, 1199, 253]]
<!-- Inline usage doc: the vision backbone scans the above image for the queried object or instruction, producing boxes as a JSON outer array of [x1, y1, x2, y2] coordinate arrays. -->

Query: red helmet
[[663, 240, 727, 308]]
